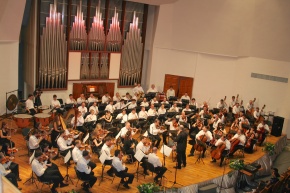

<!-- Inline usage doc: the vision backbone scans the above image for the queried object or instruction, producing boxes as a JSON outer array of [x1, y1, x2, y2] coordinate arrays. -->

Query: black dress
[[0, 129, 15, 147]]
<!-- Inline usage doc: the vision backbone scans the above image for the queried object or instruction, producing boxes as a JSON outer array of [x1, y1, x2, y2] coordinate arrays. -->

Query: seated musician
[[85, 109, 97, 123], [193, 126, 213, 158], [51, 94, 63, 114], [216, 99, 226, 109], [132, 93, 138, 101], [118, 122, 137, 142], [112, 149, 135, 189], [105, 100, 115, 113], [178, 112, 189, 129], [253, 107, 262, 120], [147, 84, 158, 93], [189, 98, 198, 108], [123, 131, 137, 162], [77, 93, 88, 104], [0, 122, 15, 147], [41, 143, 58, 167], [0, 153, 21, 190], [138, 106, 148, 119], [72, 140, 96, 170], [136, 136, 150, 175], [76, 150, 97, 193], [149, 119, 164, 148], [100, 137, 115, 177], [102, 92, 111, 104], [199, 106, 209, 119], [32, 151, 68, 193], [166, 86, 175, 99], [230, 118, 240, 134], [29, 129, 43, 153], [212, 115, 221, 132], [158, 104, 167, 123], [100, 110, 113, 124], [211, 135, 231, 167], [89, 102, 99, 115], [64, 126, 81, 145], [161, 98, 169, 105], [244, 132, 256, 154], [71, 111, 85, 134], [133, 83, 144, 95], [34, 122, 53, 148], [238, 114, 250, 130], [116, 109, 128, 124], [66, 94, 77, 105], [128, 108, 139, 120], [127, 99, 137, 109], [229, 129, 246, 157], [182, 104, 191, 112], [113, 92, 121, 102], [78, 102, 88, 117], [232, 103, 240, 118], [169, 103, 179, 112], [257, 120, 270, 145], [26, 94, 37, 115], [87, 93, 97, 104], [140, 98, 149, 107], [148, 104, 158, 116], [148, 147, 167, 183], [123, 92, 132, 101], [163, 118, 178, 145], [180, 92, 190, 101], [150, 97, 159, 105], [114, 99, 126, 110], [57, 130, 74, 157], [91, 131, 104, 157]]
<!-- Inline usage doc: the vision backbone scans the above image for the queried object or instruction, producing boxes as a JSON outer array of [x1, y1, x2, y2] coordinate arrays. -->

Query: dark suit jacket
[[174, 130, 188, 152]]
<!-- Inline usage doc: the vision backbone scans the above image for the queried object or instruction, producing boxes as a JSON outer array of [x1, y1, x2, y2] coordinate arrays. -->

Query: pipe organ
[[38, 0, 147, 89]]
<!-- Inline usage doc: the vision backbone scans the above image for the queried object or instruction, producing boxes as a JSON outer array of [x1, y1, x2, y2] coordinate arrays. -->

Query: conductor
[[174, 125, 188, 169]]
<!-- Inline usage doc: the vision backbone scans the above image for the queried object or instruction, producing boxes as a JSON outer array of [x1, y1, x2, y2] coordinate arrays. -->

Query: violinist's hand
[[70, 145, 74, 148], [43, 165, 48, 169], [46, 163, 52, 167]]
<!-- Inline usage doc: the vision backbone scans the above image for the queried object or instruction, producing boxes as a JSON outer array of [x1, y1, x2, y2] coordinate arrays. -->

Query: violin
[[173, 122, 179, 129], [1, 156, 14, 164], [7, 147, 18, 154], [79, 144, 91, 151]]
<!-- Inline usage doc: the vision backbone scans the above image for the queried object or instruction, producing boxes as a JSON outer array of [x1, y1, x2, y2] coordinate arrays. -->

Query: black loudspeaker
[[271, 116, 284, 137]]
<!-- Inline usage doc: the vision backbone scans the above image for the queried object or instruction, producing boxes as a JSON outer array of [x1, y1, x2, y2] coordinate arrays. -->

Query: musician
[[148, 147, 167, 183], [119, 122, 137, 139], [51, 112, 62, 148], [163, 118, 178, 145], [114, 99, 126, 110], [102, 92, 111, 104], [238, 114, 250, 130], [128, 108, 139, 120], [253, 107, 262, 120], [161, 97, 169, 105], [57, 130, 74, 157], [257, 120, 270, 145], [136, 136, 149, 175], [100, 111, 113, 124], [76, 150, 97, 192], [0, 122, 15, 147], [149, 119, 164, 148], [91, 131, 103, 157], [51, 94, 64, 114], [71, 111, 85, 133], [181, 92, 190, 101], [123, 131, 137, 162], [148, 104, 158, 116], [147, 84, 158, 93], [32, 151, 68, 193], [169, 103, 179, 112], [138, 106, 148, 119], [182, 104, 192, 112], [127, 99, 137, 109], [244, 132, 256, 154], [78, 102, 88, 117], [29, 129, 43, 153], [217, 99, 226, 109], [199, 107, 209, 119], [113, 92, 121, 102], [140, 98, 149, 107], [211, 135, 231, 167], [189, 98, 198, 108], [105, 100, 115, 113], [66, 94, 77, 105], [229, 129, 246, 157], [77, 93, 88, 104], [257, 120, 270, 133], [194, 126, 213, 158], [123, 92, 132, 101], [88, 94, 97, 103], [232, 103, 240, 117], [174, 125, 188, 169], [33, 85, 42, 107], [230, 96, 238, 108], [0, 153, 21, 190], [26, 94, 37, 115], [158, 104, 167, 116], [166, 86, 175, 99], [89, 102, 99, 115], [116, 109, 128, 124], [112, 149, 135, 189], [133, 83, 144, 95], [246, 100, 255, 112], [178, 112, 188, 126], [41, 143, 58, 164], [72, 140, 96, 170], [188, 119, 203, 157], [100, 137, 114, 177], [85, 109, 97, 123], [212, 115, 221, 131], [150, 97, 159, 105]]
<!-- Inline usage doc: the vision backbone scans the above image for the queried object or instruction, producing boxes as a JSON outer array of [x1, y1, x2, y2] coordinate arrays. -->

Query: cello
[[194, 134, 207, 152], [211, 142, 226, 160], [229, 138, 240, 154]]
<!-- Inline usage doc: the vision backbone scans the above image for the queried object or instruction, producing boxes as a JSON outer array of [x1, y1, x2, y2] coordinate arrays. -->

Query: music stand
[[189, 105, 196, 111], [147, 116, 156, 124], [23, 151, 38, 188], [195, 140, 206, 164], [134, 150, 146, 182], [128, 119, 138, 128], [112, 119, 121, 127], [168, 96, 177, 102], [64, 151, 74, 184], [99, 153, 114, 185], [166, 112, 177, 119], [171, 161, 183, 188]]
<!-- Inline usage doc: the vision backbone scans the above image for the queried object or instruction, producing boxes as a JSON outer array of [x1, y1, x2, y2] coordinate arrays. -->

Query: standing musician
[[140, 98, 149, 107], [76, 150, 97, 193], [51, 94, 63, 114], [232, 103, 240, 118], [246, 100, 255, 113], [102, 92, 111, 104], [26, 94, 37, 115], [229, 129, 246, 157], [87, 94, 97, 103], [105, 100, 115, 113], [147, 84, 158, 93], [181, 92, 190, 101], [71, 111, 85, 134], [89, 102, 99, 115], [66, 94, 77, 105], [230, 95, 239, 109], [136, 136, 150, 175], [0, 122, 15, 147], [77, 93, 87, 104], [33, 85, 42, 107], [113, 92, 121, 102], [116, 109, 128, 124], [133, 83, 144, 95], [211, 135, 231, 167], [148, 104, 158, 116], [114, 99, 126, 110], [72, 140, 96, 170], [112, 149, 135, 189], [148, 147, 167, 183], [29, 129, 43, 153], [166, 86, 175, 99], [51, 112, 62, 148], [32, 151, 68, 193], [101, 137, 115, 177], [149, 119, 164, 148], [169, 103, 179, 112], [128, 108, 139, 120], [253, 107, 263, 121], [174, 125, 188, 169], [217, 99, 226, 110], [57, 130, 74, 157], [123, 131, 137, 162], [127, 99, 137, 109], [78, 102, 88, 117], [194, 126, 213, 158], [0, 152, 21, 190]]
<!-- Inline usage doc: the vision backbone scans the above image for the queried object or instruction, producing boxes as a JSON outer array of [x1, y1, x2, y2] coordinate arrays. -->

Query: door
[[178, 77, 193, 98], [73, 83, 84, 100], [163, 74, 179, 95]]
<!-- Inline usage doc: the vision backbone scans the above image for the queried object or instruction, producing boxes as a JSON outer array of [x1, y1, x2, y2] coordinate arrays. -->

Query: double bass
[[229, 138, 240, 154], [211, 142, 226, 160]]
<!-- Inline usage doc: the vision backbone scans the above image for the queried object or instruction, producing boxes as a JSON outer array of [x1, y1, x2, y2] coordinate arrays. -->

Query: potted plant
[[263, 142, 275, 155], [137, 182, 160, 193], [229, 159, 245, 170]]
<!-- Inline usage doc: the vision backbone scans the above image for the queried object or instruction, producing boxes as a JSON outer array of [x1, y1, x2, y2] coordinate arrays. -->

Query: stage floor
[[2, 118, 285, 193]]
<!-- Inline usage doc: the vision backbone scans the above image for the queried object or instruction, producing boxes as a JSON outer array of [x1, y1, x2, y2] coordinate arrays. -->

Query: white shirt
[[119, 127, 136, 138], [116, 113, 128, 123], [138, 111, 148, 119], [164, 120, 176, 130], [253, 110, 260, 119], [147, 87, 158, 93], [132, 95, 138, 101], [102, 95, 110, 104], [181, 95, 190, 101], [76, 157, 91, 174], [105, 104, 115, 113], [114, 102, 126, 110], [72, 146, 83, 163], [166, 89, 175, 98], [133, 86, 144, 94], [112, 157, 125, 172], [213, 118, 221, 130], [182, 108, 191, 112], [89, 106, 99, 115], [66, 98, 76, 104], [196, 130, 213, 142], [148, 153, 162, 167], [87, 97, 96, 103], [136, 141, 150, 154], [158, 108, 166, 115], [127, 102, 137, 109], [149, 123, 164, 135], [26, 99, 34, 109], [189, 101, 198, 108], [128, 112, 138, 120], [51, 99, 61, 108], [32, 159, 46, 177], [0, 163, 11, 176], [101, 144, 113, 160], [78, 106, 88, 116], [148, 108, 158, 116], [257, 123, 270, 132], [232, 134, 246, 146], [29, 135, 40, 149], [140, 101, 149, 107], [232, 106, 240, 114], [85, 114, 97, 122], [215, 139, 231, 150], [77, 97, 87, 104], [169, 106, 179, 112], [216, 102, 225, 109], [113, 96, 121, 102], [246, 103, 254, 111], [71, 116, 84, 127], [57, 136, 73, 151]]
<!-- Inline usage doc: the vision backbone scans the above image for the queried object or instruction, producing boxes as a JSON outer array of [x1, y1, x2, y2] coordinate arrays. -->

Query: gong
[[6, 94, 19, 111]]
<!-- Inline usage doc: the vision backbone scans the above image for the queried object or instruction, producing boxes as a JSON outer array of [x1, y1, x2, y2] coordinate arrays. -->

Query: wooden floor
[[1, 118, 284, 193]]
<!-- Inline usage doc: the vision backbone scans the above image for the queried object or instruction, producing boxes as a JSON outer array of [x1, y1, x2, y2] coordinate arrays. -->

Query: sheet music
[[143, 131, 148, 137], [29, 150, 35, 164], [160, 144, 172, 157], [99, 152, 107, 164], [64, 151, 71, 164], [134, 149, 145, 162], [83, 133, 89, 144]]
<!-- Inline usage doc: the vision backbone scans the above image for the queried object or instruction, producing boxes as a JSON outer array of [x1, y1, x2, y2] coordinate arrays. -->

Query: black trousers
[[140, 157, 148, 172], [151, 135, 161, 148], [78, 171, 97, 188], [9, 162, 20, 179], [117, 167, 134, 184], [5, 172, 18, 188], [155, 166, 167, 179], [125, 149, 136, 162], [29, 108, 37, 116], [51, 130, 60, 148], [40, 139, 53, 149], [162, 131, 168, 145], [104, 160, 114, 175], [176, 149, 186, 168], [0, 139, 15, 148], [88, 161, 96, 170], [39, 167, 64, 190]]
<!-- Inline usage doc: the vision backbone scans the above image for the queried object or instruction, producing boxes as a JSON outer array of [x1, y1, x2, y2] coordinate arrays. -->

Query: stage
[[0, 118, 287, 193]]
